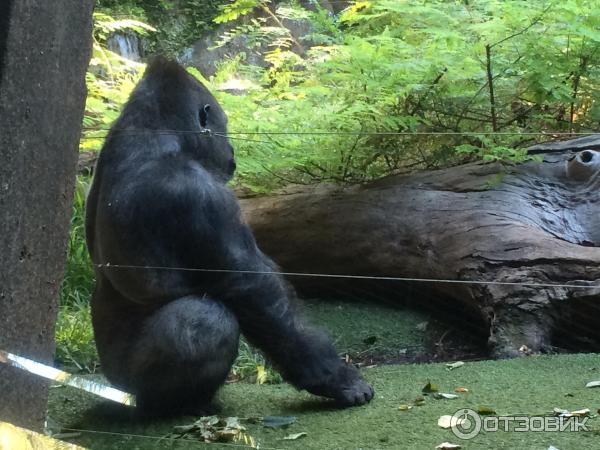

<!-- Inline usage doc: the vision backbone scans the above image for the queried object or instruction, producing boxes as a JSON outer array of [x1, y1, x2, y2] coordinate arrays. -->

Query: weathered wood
[[240, 135, 600, 358], [0, 0, 94, 430]]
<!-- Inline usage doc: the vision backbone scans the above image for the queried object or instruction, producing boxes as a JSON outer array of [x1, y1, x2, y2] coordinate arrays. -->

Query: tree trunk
[[240, 135, 600, 358], [0, 0, 94, 430]]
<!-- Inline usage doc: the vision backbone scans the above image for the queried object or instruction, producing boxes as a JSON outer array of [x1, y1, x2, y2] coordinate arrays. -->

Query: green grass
[[60, 177, 94, 308], [55, 293, 98, 373], [303, 298, 432, 359], [56, 176, 98, 373], [48, 353, 600, 449]]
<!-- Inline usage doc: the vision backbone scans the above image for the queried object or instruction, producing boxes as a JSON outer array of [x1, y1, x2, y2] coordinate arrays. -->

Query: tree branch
[[488, 5, 551, 49], [485, 44, 498, 132]]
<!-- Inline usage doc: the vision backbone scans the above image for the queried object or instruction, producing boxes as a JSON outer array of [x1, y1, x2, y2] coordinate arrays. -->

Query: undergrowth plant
[[210, 0, 600, 187], [81, 12, 152, 151], [56, 177, 97, 372]]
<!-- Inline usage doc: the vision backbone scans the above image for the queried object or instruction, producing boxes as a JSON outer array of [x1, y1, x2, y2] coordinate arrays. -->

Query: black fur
[[86, 57, 373, 416]]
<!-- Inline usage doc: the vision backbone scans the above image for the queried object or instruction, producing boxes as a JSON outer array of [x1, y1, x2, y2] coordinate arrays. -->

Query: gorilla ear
[[199, 104, 210, 128]]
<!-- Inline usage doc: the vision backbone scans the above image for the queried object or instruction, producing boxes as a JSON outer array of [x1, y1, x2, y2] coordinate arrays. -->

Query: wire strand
[[95, 264, 600, 290], [80, 128, 598, 137], [213, 132, 277, 144]]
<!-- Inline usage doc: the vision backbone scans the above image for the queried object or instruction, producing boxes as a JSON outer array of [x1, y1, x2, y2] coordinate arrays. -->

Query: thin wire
[[95, 263, 600, 290], [60, 427, 277, 449], [78, 130, 275, 144], [220, 131, 597, 137], [213, 132, 276, 144], [80, 128, 598, 137], [81, 129, 211, 136]]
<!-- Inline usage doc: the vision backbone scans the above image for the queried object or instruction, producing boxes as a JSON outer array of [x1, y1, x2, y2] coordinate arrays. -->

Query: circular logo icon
[[451, 408, 482, 440]]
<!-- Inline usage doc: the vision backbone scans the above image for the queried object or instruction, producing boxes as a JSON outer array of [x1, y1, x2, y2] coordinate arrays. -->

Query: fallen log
[[240, 134, 600, 357]]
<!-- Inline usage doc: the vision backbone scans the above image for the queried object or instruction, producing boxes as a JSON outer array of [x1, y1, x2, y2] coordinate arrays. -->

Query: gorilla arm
[[217, 225, 374, 406]]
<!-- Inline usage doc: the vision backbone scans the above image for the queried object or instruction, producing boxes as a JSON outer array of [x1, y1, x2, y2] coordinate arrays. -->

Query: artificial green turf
[[49, 354, 600, 450], [301, 298, 432, 359], [46, 297, 598, 449]]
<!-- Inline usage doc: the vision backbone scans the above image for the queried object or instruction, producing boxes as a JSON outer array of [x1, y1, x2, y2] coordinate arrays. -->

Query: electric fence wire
[[95, 263, 600, 291], [79, 128, 598, 137]]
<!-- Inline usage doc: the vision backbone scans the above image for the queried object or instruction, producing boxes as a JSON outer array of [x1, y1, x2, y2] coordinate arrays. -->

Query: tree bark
[[240, 135, 600, 358], [0, 0, 94, 430]]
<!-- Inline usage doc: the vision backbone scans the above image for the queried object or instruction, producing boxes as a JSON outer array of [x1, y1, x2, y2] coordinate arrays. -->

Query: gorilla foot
[[334, 377, 374, 407], [305, 364, 374, 407]]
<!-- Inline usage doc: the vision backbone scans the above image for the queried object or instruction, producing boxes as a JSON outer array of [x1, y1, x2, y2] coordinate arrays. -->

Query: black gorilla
[[85, 57, 373, 415]]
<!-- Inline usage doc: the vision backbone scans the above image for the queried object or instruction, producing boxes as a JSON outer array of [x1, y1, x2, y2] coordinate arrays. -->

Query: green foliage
[[111, 0, 229, 55], [82, 12, 149, 151], [232, 340, 283, 384], [95, 0, 149, 18], [89, 1, 600, 189], [214, 0, 264, 24], [60, 177, 94, 308], [213, 1, 309, 57], [151, 0, 226, 54], [209, 0, 600, 188], [57, 176, 98, 372], [96, 0, 230, 54], [93, 11, 156, 39], [55, 293, 98, 373]]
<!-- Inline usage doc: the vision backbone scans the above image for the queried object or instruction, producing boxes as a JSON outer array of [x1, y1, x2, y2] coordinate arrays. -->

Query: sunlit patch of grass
[[55, 291, 99, 373], [230, 340, 283, 384]]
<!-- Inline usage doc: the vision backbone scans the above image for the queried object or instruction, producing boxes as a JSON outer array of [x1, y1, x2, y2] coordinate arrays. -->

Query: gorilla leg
[[95, 292, 239, 416]]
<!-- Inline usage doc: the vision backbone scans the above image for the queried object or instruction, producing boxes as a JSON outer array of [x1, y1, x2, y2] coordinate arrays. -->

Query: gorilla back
[[86, 57, 373, 416]]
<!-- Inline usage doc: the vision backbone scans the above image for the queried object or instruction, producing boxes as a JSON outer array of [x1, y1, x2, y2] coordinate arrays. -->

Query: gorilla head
[[117, 56, 236, 182]]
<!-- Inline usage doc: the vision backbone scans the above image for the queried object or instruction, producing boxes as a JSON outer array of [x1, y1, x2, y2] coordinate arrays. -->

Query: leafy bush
[[97, 0, 229, 55], [60, 177, 94, 308], [82, 12, 150, 151], [55, 292, 98, 373], [86, 1, 600, 189], [209, 0, 600, 187], [56, 177, 98, 372]]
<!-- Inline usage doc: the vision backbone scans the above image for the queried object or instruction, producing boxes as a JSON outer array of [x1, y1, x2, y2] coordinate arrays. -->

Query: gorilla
[[85, 57, 373, 416]]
